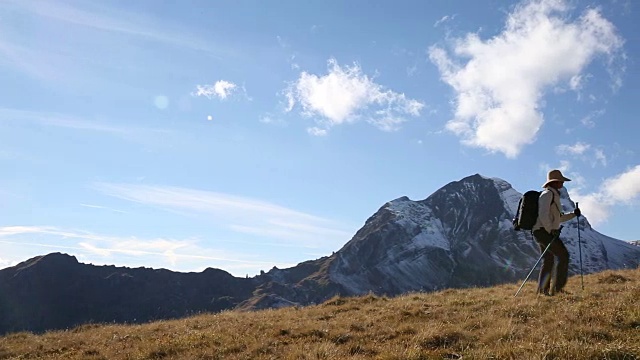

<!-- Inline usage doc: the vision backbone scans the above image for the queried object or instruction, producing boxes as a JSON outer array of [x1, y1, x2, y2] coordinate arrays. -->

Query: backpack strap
[[549, 188, 561, 213]]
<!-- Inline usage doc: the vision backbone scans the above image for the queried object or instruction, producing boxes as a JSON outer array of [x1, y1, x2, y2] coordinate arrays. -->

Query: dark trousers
[[532, 229, 569, 294]]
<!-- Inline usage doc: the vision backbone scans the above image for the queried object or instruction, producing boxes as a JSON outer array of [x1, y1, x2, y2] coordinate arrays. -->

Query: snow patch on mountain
[[410, 229, 450, 251], [386, 197, 450, 250]]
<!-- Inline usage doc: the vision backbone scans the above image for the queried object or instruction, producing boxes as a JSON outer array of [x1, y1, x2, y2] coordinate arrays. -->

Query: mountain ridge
[[1, 173, 638, 334]]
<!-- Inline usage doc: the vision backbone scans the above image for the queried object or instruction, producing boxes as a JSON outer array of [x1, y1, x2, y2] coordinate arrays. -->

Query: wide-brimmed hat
[[542, 169, 571, 188]]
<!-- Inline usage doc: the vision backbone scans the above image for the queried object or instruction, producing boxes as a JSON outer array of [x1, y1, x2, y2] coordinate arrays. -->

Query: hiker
[[532, 169, 581, 296]]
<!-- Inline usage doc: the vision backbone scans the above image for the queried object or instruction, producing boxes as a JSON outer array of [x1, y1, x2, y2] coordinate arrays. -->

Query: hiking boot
[[537, 289, 553, 296]]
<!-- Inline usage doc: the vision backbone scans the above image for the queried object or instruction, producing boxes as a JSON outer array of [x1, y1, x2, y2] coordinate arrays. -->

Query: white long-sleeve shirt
[[533, 187, 576, 231]]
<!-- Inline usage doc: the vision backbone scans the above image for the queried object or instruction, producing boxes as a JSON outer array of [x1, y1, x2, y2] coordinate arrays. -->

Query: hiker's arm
[[560, 211, 577, 222], [537, 190, 553, 231]]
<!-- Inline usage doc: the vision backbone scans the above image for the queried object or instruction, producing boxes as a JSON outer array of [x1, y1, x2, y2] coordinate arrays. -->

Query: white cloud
[[214, 80, 237, 99], [573, 165, 640, 225], [429, 0, 623, 158], [93, 182, 354, 247], [556, 142, 590, 155], [573, 192, 609, 225], [284, 58, 424, 134], [604, 165, 640, 204], [259, 114, 286, 126], [0, 227, 193, 258], [192, 80, 238, 100], [307, 127, 328, 136], [0, 257, 13, 269]]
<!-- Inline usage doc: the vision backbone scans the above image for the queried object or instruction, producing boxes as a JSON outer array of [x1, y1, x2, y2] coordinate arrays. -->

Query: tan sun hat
[[542, 169, 571, 188]]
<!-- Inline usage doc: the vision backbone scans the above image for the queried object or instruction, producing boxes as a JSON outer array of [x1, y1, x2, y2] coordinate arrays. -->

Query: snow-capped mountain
[[266, 174, 639, 299], [3, 174, 638, 334]]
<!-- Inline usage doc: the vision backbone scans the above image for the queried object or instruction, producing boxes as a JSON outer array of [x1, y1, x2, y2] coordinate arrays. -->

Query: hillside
[[2, 174, 639, 336], [1, 269, 638, 360]]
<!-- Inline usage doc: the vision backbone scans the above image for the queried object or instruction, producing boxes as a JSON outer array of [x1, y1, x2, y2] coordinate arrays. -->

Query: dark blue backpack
[[513, 190, 541, 231]]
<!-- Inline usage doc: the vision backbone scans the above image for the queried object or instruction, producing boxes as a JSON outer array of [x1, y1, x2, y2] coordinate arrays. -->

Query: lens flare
[[154, 96, 169, 110]]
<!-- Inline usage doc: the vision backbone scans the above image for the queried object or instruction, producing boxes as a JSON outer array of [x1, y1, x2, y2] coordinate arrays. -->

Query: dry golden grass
[[1, 269, 638, 359]]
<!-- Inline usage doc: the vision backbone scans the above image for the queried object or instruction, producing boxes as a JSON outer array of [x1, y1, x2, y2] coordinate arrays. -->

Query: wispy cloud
[[259, 113, 286, 126], [1, 0, 222, 56], [0, 40, 64, 81], [0, 226, 284, 274], [0, 0, 234, 84], [0, 150, 20, 160], [580, 109, 606, 128], [556, 142, 590, 155], [307, 127, 328, 136], [573, 165, 640, 226], [429, 0, 624, 158], [284, 58, 425, 134], [0, 227, 194, 257], [594, 149, 607, 167], [0, 107, 176, 147], [80, 204, 127, 214], [555, 141, 608, 167], [93, 183, 354, 248], [0, 107, 129, 134], [434, 14, 457, 28]]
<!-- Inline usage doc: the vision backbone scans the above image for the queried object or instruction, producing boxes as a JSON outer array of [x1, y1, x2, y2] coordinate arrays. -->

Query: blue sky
[[1, 0, 638, 276]]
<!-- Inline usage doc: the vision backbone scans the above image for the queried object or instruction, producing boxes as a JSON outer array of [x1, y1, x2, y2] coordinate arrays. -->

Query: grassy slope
[[1, 269, 638, 360]]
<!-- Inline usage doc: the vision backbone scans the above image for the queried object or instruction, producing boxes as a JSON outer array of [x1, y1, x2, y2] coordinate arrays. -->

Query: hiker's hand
[[574, 208, 581, 217], [550, 229, 561, 238]]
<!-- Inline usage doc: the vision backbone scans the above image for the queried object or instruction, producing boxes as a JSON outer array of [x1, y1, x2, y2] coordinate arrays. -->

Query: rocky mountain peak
[[328, 173, 638, 296], [11, 253, 79, 276], [417, 174, 511, 240]]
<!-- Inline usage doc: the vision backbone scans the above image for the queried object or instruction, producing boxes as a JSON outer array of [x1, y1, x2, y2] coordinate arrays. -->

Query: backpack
[[512, 190, 541, 231]]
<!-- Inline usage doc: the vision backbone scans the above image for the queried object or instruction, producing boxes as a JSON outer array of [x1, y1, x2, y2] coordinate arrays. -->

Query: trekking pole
[[514, 226, 563, 297], [576, 202, 584, 290]]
